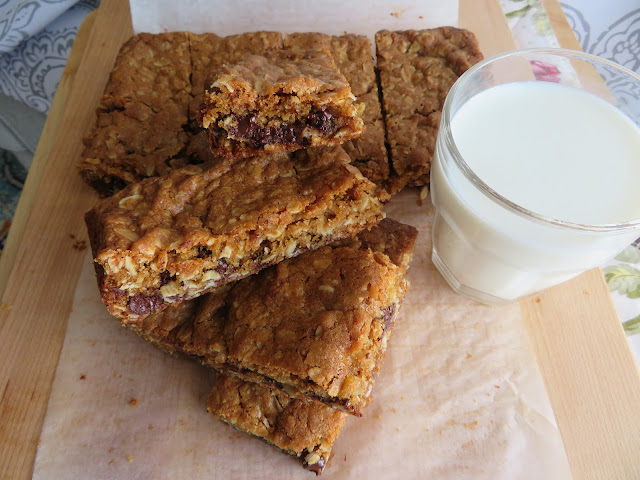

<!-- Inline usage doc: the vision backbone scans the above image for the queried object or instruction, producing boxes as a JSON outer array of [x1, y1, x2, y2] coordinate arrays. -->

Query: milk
[[431, 81, 640, 302]]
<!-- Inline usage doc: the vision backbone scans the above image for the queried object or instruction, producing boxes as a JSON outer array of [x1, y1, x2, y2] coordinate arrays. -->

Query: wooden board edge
[[541, 0, 583, 51], [521, 269, 640, 480], [0, 1, 133, 478], [0, 10, 97, 300], [459, 0, 517, 56]]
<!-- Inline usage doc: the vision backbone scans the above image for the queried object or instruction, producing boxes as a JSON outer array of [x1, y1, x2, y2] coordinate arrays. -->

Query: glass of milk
[[430, 49, 640, 304]]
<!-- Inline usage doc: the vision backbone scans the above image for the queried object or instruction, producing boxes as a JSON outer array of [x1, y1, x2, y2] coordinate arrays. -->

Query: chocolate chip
[[197, 246, 212, 258], [128, 292, 164, 315], [159, 270, 173, 286], [307, 106, 334, 133], [215, 258, 231, 277], [381, 304, 397, 332], [302, 451, 325, 475], [225, 107, 338, 148], [233, 113, 260, 140], [90, 175, 128, 198]]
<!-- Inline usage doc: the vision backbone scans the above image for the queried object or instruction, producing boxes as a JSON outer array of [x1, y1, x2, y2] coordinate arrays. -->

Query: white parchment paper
[[130, 0, 458, 45], [32, 2, 572, 477], [32, 192, 572, 479]]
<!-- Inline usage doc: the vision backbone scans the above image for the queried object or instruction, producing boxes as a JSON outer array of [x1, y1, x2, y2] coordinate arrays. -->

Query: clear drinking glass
[[430, 48, 640, 304]]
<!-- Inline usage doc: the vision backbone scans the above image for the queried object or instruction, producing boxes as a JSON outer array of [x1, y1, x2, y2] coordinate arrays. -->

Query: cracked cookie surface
[[85, 145, 384, 323], [208, 374, 346, 475], [198, 45, 364, 159], [376, 27, 482, 192], [119, 219, 417, 416]]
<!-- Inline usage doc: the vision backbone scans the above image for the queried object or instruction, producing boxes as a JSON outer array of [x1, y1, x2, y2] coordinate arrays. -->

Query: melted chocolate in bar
[[227, 106, 338, 148], [128, 291, 164, 316]]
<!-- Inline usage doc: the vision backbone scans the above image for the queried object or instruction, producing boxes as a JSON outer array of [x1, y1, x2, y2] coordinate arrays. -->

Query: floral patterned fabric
[[0, 0, 99, 250], [500, 0, 640, 371], [0, 0, 99, 113]]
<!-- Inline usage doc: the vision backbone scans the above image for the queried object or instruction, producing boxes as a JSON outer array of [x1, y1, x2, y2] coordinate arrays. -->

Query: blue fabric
[[0, 0, 78, 54], [0, 148, 26, 250], [0, 0, 99, 253], [0, 0, 100, 113]]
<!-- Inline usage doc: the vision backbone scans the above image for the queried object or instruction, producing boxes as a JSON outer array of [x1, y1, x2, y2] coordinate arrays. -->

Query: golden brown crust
[[285, 33, 391, 192], [85, 145, 385, 322], [79, 32, 283, 197], [198, 45, 364, 159], [333, 217, 418, 273], [208, 374, 346, 474], [223, 245, 406, 416], [78, 33, 193, 196], [375, 27, 483, 192], [189, 32, 284, 125], [119, 219, 416, 416]]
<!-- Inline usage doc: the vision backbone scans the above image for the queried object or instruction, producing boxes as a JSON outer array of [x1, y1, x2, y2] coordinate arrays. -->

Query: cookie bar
[[189, 32, 283, 125], [284, 33, 390, 190], [198, 46, 364, 159], [121, 219, 417, 416], [375, 27, 483, 192], [78, 33, 193, 196], [79, 32, 283, 197], [85, 146, 384, 322], [208, 374, 346, 475]]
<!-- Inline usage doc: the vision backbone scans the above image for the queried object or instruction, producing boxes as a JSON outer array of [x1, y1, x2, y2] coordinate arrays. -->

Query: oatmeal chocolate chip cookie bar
[[375, 27, 483, 192], [208, 374, 346, 475], [121, 219, 418, 416], [284, 33, 390, 191], [197, 45, 365, 159], [189, 32, 283, 126], [218, 240, 408, 416], [79, 32, 283, 197], [85, 146, 384, 322], [79, 32, 193, 196]]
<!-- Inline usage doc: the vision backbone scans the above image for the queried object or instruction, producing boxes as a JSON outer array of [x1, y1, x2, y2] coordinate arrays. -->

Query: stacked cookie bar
[[83, 27, 479, 474], [197, 45, 365, 158], [85, 146, 384, 321], [79, 28, 481, 198], [122, 219, 417, 472]]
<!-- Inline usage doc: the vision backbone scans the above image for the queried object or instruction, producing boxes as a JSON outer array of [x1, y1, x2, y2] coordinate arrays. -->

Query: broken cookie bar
[[198, 46, 365, 159], [208, 374, 346, 475], [120, 219, 417, 416], [375, 27, 483, 192], [189, 31, 284, 126], [79, 31, 283, 197], [85, 145, 384, 322], [284, 33, 391, 192], [219, 243, 407, 416]]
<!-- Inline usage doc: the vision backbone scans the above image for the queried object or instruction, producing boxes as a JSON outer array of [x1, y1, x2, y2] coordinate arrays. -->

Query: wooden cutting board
[[1, 0, 639, 478]]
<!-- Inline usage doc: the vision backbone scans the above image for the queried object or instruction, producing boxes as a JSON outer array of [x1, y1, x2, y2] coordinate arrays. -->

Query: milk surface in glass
[[431, 80, 640, 302]]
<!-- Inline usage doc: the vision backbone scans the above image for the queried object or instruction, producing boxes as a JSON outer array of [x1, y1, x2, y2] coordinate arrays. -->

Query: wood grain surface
[[0, 11, 97, 299], [522, 270, 640, 480], [0, 1, 133, 478], [504, 2, 640, 479], [1, 0, 639, 479]]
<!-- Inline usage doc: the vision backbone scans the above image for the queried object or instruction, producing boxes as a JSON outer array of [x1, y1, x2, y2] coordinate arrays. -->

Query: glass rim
[[442, 47, 640, 233]]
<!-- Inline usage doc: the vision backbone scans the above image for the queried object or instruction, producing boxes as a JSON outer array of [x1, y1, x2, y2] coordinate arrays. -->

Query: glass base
[[431, 247, 513, 306]]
